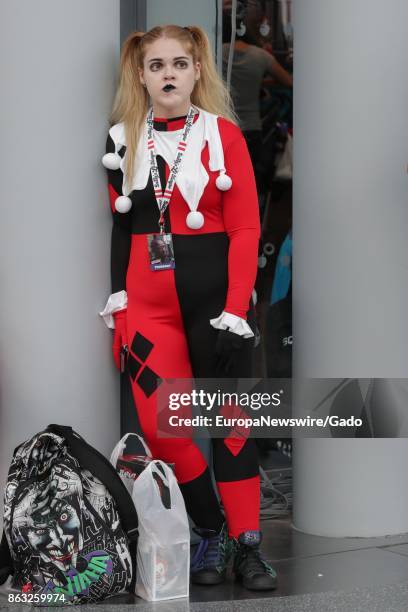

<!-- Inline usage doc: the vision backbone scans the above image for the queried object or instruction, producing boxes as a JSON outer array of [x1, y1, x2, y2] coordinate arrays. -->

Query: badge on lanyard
[[147, 233, 175, 271], [146, 105, 196, 271]]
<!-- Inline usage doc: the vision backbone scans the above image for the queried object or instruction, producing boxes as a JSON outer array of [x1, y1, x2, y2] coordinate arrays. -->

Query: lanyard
[[146, 105, 196, 233]]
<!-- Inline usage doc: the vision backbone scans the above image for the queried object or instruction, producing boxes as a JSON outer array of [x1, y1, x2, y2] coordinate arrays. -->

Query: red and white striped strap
[[146, 105, 196, 232]]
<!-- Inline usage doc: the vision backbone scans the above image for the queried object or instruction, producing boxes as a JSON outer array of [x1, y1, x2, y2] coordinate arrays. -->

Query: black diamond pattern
[[131, 332, 154, 362], [127, 354, 142, 381], [137, 366, 162, 398]]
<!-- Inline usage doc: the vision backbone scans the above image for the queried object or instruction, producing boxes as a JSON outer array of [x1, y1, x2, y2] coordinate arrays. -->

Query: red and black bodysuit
[[103, 109, 261, 537]]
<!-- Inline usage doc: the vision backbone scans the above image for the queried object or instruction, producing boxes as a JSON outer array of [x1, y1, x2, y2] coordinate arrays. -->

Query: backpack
[[0, 424, 138, 606]]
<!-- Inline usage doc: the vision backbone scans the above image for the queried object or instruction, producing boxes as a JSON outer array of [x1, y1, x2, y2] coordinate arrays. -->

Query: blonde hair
[[110, 24, 237, 183]]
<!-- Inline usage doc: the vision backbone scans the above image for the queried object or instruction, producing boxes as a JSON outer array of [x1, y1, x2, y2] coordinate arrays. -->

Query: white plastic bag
[[110, 432, 152, 467], [132, 460, 190, 601], [110, 433, 153, 494]]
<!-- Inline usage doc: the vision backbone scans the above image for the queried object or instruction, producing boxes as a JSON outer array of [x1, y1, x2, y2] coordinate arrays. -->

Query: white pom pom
[[216, 172, 232, 191], [186, 211, 204, 230], [115, 195, 132, 213], [102, 152, 121, 170]]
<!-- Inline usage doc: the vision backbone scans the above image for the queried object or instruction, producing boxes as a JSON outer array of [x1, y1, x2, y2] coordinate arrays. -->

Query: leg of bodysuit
[[181, 293, 261, 537], [126, 275, 224, 530]]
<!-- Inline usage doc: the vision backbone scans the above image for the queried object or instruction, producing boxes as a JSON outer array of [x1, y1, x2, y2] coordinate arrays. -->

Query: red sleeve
[[221, 129, 260, 319]]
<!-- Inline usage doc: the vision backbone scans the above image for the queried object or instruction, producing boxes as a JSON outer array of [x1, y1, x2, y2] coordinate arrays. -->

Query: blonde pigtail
[[111, 31, 149, 185]]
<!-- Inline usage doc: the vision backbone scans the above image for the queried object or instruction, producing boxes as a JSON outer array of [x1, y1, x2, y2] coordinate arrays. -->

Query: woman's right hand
[[112, 309, 128, 370]]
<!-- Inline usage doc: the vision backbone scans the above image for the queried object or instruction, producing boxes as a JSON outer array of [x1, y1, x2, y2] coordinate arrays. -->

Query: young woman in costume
[[100, 24, 277, 591]]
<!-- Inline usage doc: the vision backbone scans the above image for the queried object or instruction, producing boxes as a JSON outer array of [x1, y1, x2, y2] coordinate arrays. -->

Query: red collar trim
[[153, 112, 200, 132]]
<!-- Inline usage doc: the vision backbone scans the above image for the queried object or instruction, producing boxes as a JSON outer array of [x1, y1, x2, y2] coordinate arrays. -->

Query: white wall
[[293, 0, 408, 378], [0, 0, 121, 523], [293, 0, 408, 536]]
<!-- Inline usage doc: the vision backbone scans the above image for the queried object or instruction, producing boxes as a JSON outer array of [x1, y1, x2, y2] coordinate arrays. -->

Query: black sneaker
[[190, 522, 231, 585], [233, 530, 277, 591]]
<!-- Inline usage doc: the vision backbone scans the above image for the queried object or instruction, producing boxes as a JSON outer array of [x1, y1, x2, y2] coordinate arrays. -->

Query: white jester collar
[[102, 106, 232, 226]]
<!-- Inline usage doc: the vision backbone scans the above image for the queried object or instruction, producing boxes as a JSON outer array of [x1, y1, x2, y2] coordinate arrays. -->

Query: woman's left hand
[[215, 329, 245, 375]]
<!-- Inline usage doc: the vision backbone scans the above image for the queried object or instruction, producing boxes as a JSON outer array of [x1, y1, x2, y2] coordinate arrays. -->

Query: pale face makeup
[[139, 37, 201, 118]]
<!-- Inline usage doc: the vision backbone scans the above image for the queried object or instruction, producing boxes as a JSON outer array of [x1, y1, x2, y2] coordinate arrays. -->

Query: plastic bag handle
[[149, 460, 171, 487], [146, 460, 174, 509], [110, 433, 152, 469]]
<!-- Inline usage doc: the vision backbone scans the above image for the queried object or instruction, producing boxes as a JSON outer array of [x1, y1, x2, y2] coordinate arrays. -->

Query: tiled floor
[[2, 517, 408, 611]]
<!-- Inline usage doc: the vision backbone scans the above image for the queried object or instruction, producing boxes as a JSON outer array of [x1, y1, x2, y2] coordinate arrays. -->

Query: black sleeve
[[105, 133, 132, 294]]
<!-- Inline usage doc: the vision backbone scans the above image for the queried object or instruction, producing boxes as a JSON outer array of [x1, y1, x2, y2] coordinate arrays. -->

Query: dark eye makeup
[[149, 59, 190, 71]]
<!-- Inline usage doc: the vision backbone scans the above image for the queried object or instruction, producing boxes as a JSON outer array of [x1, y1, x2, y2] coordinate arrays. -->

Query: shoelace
[[237, 545, 274, 577], [191, 532, 223, 571]]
